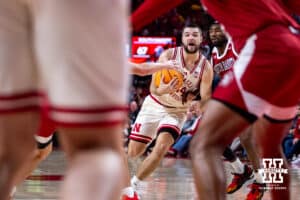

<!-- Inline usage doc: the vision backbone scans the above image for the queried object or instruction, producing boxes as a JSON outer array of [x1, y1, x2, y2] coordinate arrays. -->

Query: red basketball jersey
[[131, 0, 300, 34], [211, 41, 238, 79], [131, 0, 184, 31], [202, 0, 300, 51]]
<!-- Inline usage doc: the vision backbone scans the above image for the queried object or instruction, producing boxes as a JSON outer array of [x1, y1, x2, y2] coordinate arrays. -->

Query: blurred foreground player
[[7, 59, 179, 199], [10, 111, 55, 198], [0, 1, 130, 200], [190, 0, 300, 200], [209, 22, 265, 199]]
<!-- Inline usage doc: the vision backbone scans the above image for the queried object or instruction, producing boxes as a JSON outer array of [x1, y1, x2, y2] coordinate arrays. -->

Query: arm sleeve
[[131, 0, 185, 31]]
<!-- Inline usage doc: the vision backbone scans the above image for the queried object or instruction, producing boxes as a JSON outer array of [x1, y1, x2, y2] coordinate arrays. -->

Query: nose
[[210, 31, 216, 38], [188, 37, 195, 42]]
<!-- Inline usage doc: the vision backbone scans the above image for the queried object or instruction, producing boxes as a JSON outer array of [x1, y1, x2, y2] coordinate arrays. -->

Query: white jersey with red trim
[[151, 47, 207, 109], [211, 41, 238, 79]]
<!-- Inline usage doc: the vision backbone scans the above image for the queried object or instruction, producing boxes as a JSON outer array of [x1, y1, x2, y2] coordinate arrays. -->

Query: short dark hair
[[209, 21, 220, 29]]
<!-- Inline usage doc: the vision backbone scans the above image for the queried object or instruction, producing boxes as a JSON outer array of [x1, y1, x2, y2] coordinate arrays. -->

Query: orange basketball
[[154, 69, 184, 89]]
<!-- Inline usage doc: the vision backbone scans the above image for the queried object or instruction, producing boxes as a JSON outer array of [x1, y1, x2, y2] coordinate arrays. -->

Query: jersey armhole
[[171, 47, 178, 60], [231, 43, 239, 57]]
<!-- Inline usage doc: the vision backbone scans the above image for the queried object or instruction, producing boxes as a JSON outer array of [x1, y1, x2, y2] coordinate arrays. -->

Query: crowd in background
[[131, 0, 213, 43]]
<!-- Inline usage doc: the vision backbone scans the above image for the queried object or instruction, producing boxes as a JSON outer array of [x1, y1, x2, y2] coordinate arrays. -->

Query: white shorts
[[0, 0, 130, 126], [129, 95, 187, 144]]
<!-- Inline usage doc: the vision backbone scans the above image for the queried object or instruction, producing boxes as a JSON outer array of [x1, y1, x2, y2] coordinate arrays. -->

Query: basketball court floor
[[14, 150, 300, 200]]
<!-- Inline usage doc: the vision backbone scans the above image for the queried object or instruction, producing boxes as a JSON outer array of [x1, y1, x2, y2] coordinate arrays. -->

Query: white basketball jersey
[[151, 47, 207, 109]]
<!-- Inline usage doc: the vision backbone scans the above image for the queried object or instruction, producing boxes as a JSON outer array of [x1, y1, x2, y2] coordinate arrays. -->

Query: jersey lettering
[[132, 123, 142, 133]]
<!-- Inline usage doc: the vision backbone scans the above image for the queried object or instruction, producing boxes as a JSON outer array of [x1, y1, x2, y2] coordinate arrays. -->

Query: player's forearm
[[139, 63, 164, 75], [130, 62, 150, 76], [131, 0, 184, 31], [131, 62, 172, 76], [199, 95, 211, 113]]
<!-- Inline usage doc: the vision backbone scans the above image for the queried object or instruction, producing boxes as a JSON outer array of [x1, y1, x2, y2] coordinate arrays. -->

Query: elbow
[[133, 67, 146, 76], [139, 70, 148, 76]]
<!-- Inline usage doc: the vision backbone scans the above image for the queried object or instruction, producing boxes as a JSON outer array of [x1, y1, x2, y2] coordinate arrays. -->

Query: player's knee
[[152, 143, 171, 158], [189, 133, 218, 158], [190, 122, 230, 156], [127, 141, 146, 159], [239, 129, 252, 144], [127, 148, 139, 159], [189, 136, 203, 157]]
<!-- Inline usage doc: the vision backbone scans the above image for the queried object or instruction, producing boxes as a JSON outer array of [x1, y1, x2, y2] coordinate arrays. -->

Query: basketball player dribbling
[[0, 1, 130, 199], [122, 23, 214, 200]]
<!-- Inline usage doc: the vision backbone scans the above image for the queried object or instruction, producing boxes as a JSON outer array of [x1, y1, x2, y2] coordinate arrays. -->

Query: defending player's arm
[[198, 61, 214, 112], [150, 49, 179, 95], [131, 0, 185, 31], [130, 60, 179, 76], [284, 0, 300, 15]]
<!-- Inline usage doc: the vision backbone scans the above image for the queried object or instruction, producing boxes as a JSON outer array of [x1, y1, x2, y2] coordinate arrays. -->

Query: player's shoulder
[[200, 53, 210, 63], [165, 46, 181, 60], [227, 40, 238, 57], [227, 40, 235, 49], [158, 48, 174, 60], [198, 53, 212, 72]]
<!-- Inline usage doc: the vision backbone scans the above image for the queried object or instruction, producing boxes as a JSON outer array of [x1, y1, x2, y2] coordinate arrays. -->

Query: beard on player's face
[[183, 43, 200, 54], [211, 36, 228, 47]]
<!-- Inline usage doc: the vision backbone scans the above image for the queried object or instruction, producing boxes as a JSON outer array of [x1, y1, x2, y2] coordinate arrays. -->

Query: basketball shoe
[[227, 165, 254, 194], [246, 181, 266, 200], [121, 186, 140, 200], [122, 191, 140, 200]]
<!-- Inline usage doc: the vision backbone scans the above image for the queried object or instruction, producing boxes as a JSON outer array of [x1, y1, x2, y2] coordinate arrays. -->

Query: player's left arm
[[130, 60, 179, 76], [198, 60, 214, 112], [131, 0, 185, 31]]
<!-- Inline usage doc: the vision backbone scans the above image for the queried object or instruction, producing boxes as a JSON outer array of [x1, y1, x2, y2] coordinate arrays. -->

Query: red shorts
[[213, 25, 300, 120]]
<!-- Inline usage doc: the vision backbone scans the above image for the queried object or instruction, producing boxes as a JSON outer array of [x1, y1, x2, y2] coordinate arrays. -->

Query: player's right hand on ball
[[156, 74, 179, 95], [163, 60, 180, 70]]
